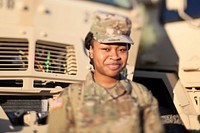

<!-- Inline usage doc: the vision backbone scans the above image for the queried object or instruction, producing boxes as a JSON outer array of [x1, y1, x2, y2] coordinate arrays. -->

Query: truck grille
[[35, 41, 77, 75], [0, 96, 49, 112], [0, 96, 49, 125], [0, 38, 28, 71]]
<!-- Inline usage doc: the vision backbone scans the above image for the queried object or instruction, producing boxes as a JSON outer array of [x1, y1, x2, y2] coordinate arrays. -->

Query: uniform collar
[[84, 72, 132, 99]]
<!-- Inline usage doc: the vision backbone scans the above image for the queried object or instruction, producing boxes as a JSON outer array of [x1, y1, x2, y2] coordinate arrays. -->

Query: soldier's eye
[[102, 48, 110, 52], [119, 48, 128, 52]]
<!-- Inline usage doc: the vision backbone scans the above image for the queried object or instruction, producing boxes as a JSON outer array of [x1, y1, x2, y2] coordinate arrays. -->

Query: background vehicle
[[0, 0, 142, 132], [134, 0, 200, 132], [0, 0, 199, 133]]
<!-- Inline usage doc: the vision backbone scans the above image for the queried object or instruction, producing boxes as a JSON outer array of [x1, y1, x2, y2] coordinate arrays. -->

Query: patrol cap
[[90, 11, 134, 44]]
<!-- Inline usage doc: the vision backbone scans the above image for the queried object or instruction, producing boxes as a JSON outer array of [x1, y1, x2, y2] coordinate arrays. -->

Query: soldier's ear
[[89, 46, 94, 59]]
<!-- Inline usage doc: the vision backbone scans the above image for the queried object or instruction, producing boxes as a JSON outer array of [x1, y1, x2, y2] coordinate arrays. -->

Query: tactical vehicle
[[0, 0, 141, 132], [0, 0, 199, 133], [134, 0, 200, 132]]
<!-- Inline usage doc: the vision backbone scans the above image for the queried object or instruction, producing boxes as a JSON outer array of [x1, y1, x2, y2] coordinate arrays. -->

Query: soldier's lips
[[106, 64, 121, 70]]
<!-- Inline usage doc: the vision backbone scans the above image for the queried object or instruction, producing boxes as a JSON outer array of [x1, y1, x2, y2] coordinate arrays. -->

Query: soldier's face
[[89, 39, 129, 79]]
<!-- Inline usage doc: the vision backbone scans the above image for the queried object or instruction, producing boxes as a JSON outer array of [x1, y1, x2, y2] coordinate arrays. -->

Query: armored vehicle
[[134, 0, 200, 132], [0, 0, 142, 132], [0, 0, 199, 133]]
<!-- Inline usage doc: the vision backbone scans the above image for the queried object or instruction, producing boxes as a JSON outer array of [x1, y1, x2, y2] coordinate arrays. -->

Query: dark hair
[[84, 32, 94, 65], [84, 32, 94, 50]]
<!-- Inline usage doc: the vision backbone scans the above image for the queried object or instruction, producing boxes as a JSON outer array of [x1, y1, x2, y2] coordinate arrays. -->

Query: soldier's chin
[[106, 71, 121, 78]]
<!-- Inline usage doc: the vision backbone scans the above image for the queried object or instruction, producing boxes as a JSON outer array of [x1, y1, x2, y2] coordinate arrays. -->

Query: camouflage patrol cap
[[90, 11, 134, 44]]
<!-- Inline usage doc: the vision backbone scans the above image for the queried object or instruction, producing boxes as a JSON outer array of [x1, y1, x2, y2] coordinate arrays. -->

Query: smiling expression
[[89, 39, 129, 80]]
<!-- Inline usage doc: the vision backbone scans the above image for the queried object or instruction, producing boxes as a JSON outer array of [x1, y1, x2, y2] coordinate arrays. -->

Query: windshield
[[92, 0, 133, 9], [161, 0, 200, 23]]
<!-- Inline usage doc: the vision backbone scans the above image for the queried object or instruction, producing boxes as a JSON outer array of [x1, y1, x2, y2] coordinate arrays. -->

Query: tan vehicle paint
[[0, 0, 142, 132], [0, 0, 199, 132]]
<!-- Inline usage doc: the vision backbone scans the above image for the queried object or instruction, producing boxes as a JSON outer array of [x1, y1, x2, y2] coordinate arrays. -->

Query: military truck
[[134, 0, 200, 132], [0, 0, 199, 133], [0, 0, 142, 132]]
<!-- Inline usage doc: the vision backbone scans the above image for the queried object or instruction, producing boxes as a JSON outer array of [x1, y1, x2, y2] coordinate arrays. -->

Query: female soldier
[[47, 11, 164, 133]]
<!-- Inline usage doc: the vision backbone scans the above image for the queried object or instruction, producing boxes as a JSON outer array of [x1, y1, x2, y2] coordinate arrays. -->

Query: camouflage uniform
[[47, 72, 164, 133]]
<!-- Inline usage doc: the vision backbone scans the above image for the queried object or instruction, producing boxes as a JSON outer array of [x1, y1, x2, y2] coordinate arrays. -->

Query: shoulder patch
[[49, 98, 63, 110]]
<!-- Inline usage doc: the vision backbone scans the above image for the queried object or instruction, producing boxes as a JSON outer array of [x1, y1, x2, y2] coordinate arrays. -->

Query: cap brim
[[94, 35, 134, 44]]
